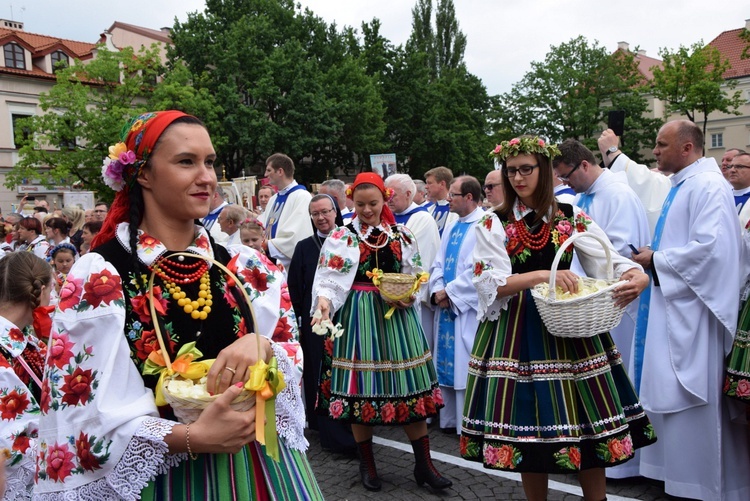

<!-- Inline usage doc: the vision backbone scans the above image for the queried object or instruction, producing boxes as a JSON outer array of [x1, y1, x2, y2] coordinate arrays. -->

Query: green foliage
[[492, 36, 662, 163], [650, 42, 743, 141], [7, 46, 162, 198]]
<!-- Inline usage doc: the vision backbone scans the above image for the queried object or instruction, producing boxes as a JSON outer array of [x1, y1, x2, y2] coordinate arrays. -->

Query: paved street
[[306, 422, 685, 500]]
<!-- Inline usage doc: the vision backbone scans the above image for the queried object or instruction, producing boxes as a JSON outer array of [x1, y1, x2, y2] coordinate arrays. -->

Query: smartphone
[[628, 243, 640, 255], [608, 110, 626, 146]]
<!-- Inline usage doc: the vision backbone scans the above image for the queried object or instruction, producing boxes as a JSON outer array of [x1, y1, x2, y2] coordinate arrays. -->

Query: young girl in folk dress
[[460, 137, 656, 501], [312, 172, 451, 492], [239, 219, 265, 252], [35, 111, 321, 500], [0, 252, 54, 500], [50, 243, 77, 294]]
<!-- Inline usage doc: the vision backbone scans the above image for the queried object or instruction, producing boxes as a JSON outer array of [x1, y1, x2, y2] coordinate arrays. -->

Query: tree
[[650, 42, 743, 141], [493, 36, 661, 162], [7, 46, 161, 198]]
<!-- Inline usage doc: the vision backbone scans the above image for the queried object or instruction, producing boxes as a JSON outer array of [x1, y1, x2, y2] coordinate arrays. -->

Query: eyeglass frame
[[483, 182, 502, 191], [727, 164, 750, 171], [503, 164, 539, 178], [556, 162, 582, 182], [447, 191, 467, 199], [310, 208, 335, 219]]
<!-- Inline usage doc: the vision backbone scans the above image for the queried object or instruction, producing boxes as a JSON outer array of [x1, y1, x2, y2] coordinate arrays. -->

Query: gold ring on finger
[[224, 367, 237, 375]]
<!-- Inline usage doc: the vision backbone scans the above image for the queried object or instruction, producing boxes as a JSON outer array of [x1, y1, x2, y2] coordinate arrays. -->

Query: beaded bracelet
[[186, 423, 198, 460]]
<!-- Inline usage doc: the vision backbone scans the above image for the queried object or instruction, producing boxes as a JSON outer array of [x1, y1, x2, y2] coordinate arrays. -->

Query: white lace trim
[[3, 456, 34, 500], [312, 279, 349, 315], [474, 270, 509, 321], [35, 418, 184, 501], [272, 343, 308, 451]]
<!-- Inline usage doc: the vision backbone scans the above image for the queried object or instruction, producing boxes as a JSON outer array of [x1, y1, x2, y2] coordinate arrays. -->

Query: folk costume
[[429, 206, 484, 431], [20, 235, 50, 261], [259, 182, 313, 270], [726, 219, 750, 404], [636, 157, 750, 501], [0, 316, 47, 500], [460, 199, 657, 473], [35, 111, 321, 500]]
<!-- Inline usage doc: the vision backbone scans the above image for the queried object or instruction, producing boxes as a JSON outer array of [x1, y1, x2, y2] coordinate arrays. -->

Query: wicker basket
[[530, 232, 626, 338], [162, 374, 255, 424], [377, 273, 420, 302]]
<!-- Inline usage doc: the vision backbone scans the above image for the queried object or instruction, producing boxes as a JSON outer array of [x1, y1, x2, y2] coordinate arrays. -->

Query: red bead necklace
[[151, 257, 208, 284], [150, 256, 213, 320], [513, 218, 551, 251]]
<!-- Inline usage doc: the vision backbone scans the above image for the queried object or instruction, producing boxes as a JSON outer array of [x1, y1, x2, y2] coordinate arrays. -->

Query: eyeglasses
[[93, 209, 107, 213], [447, 192, 465, 199], [503, 165, 539, 178], [310, 209, 334, 218], [728, 164, 750, 170], [557, 163, 582, 182], [483, 182, 501, 191]]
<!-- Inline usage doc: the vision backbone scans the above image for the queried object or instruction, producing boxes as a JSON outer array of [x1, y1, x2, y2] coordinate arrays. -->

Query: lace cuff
[[312, 278, 349, 315], [272, 342, 309, 451], [35, 418, 184, 501], [474, 270, 510, 321], [4, 455, 34, 500]]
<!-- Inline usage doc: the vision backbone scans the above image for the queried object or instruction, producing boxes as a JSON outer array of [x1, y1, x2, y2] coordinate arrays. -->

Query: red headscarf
[[348, 172, 396, 226], [92, 110, 193, 249]]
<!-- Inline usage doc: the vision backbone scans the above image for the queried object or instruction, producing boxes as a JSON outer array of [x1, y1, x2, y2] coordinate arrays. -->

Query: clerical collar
[[734, 186, 750, 196], [277, 180, 298, 195], [316, 229, 330, 238], [458, 207, 482, 222]]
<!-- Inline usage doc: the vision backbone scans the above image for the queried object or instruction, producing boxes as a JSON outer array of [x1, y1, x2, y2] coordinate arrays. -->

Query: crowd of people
[[0, 111, 748, 501]]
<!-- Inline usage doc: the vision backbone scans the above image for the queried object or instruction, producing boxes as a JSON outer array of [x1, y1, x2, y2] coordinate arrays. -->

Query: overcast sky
[[8, 0, 747, 96]]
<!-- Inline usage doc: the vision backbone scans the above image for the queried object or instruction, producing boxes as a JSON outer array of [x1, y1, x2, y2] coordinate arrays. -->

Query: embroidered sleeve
[[397, 225, 424, 275], [36, 253, 167, 496], [472, 213, 513, 321], [312, 226, 359, 315], [571, 207, 643, 278]]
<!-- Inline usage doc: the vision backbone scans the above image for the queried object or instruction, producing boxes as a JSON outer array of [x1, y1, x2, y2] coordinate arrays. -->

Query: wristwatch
[[606, 146, 619, 157]]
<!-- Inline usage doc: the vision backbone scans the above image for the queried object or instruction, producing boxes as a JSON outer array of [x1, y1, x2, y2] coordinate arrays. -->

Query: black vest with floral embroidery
[[348, 223, 404, 281]]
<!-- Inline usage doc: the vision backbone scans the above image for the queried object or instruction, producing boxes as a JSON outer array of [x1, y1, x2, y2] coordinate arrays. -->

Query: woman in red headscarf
[[35, 111, 321, 499], [312, 172, 451, 492]]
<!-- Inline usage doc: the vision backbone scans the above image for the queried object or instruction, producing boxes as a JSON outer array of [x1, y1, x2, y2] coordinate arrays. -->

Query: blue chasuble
[[265, 184, 306, 239], [394, 205, 429, 225], [432, 203, 451, 236]]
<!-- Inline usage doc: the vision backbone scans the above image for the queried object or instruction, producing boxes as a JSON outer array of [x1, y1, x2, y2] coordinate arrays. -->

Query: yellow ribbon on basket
[[245, 357, 286, 461], [366, 268, 430, 320], [142, 342, 212, 406]]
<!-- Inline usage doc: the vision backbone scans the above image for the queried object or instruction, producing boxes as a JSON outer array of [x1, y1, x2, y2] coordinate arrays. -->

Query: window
[[4, 42, 25, 69], [11, 114, 32, 149], [711, 133, 724, 149], [50, 50, 68, 72]]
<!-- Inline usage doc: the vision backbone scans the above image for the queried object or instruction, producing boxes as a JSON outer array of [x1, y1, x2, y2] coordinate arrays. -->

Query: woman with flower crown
[[459, 137, 657, 501], [312, 172, 451, 492], [0, 253, 53, 500], [34, 111, 321, 500]]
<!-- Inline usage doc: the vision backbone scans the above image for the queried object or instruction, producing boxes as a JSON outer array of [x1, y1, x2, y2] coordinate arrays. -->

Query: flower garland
[[100, 112, 159, 192], [489, 136, 561, 164]]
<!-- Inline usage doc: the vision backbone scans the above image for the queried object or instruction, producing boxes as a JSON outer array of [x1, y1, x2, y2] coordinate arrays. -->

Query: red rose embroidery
[[134, 329, 175, 362], [279, 284, 292, 311], [473, 262, 484, 276], [46, 443, 76, 482], [396, 401, 409, 422], [361, 402, 376, 423], [414, 397, 426, 416], [483, 217, 493, 230], [75, 432, 101, 472], [324, 337, 334, 356], [358, 242, 370, 263], [8, 328, 24, 342], [424, 396, 436, 415], [328, 255, 345, 270], [47, 333, 75, 369], [58, 277, 84, 311], [241, 267, 269, 292], [329, 399, 344, 419], [321, 379, 331, 398], [380, 402, 395, 423], [389, 240, 402, 262], [61, 367, 94, 406], [0, 358, 9, 369], [130, 286, 167, 323], [82, 270, 122, 308], [194, 235, 209, 251], [138, 234, 160, 250], [569, 447, 581, 469], [0, 389, 30, 420], [40, 380, 51, 414], [236, 317, 248, 338], [12, 433, 30, 453], [273, 317, 293, 343]]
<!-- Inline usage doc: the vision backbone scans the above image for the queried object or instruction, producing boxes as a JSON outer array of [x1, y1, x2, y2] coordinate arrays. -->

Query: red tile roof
[[634, 52, 663, 81], [0, 27, 96, 80], [709, 27, 750, 79]]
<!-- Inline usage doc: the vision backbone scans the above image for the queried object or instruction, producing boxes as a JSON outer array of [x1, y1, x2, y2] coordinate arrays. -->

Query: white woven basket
[[530, 232, 626, 338], [161, 375, 255, 424]]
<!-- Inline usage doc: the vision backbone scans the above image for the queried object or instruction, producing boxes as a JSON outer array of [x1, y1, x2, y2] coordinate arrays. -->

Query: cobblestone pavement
[[306, 422, 689, 500]]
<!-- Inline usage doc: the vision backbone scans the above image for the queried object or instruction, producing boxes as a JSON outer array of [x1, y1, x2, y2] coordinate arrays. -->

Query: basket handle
[[547, 231, 613, 301], [148, 252, 260, 372]]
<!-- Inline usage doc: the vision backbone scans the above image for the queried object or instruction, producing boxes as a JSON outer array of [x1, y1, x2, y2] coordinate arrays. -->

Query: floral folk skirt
[[316, 288, 443, 425], [460, 290, 657, 473], [724, 299, 750, 402]]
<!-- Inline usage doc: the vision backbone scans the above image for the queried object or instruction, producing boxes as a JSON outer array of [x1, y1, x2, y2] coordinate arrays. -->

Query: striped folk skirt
[[460, 290, 657, 473], [316, 288, 443, 425], [724, 297, 750, 403], [141, 440, 323, 500]]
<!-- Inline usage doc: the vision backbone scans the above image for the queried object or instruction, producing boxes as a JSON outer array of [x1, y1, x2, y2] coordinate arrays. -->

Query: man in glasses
[[483, 169, 504, 207], [721, 148, 745, 181], [727, 152, 750, 228]]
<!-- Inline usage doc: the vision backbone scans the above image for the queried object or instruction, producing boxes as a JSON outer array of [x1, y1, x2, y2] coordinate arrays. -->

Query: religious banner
[[369, 153, 397, 179]]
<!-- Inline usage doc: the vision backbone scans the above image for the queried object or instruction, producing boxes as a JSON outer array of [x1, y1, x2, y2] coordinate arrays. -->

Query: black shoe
[[356, 439, 382, 491], [440, 427, 457, 435], [411, 435, 453, 490]]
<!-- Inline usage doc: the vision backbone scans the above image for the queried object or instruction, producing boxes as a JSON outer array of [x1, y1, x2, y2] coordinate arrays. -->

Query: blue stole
[[632, 180, 685, 393], [577, 192, 594, 214], [394, 205, 429, 225], [202, 207, 222, 232], [432, 203, 451, 236], [435, 221, 471, 387], [556, 186, 576, 197], [735, 192, 750, 214], [422, 201, 435, 211], [265, 184, 306, 238]]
